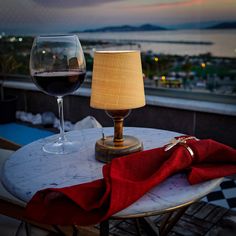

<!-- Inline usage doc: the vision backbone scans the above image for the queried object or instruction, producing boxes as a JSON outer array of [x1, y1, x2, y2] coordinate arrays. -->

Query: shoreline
[[81, 38, 213, 45]]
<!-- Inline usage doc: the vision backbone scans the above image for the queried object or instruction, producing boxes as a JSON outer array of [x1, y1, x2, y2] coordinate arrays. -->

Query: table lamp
[[90, 50, 146, 163]]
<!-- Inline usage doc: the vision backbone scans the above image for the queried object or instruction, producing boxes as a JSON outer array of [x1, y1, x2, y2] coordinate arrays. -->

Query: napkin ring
[[165, 136, 199, 159]]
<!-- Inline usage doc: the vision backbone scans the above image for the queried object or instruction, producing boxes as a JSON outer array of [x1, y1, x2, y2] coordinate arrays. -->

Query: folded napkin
[[25, 137, 236, 226]]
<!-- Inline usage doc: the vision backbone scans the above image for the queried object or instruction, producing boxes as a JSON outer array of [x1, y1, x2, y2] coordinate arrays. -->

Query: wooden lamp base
[[95, 135, 143, 163], [95, 109, 143, 163]]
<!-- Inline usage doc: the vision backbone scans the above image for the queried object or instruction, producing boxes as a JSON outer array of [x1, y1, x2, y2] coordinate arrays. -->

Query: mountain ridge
[[206, 21, 236, 29], [71, 21, 236, 33], [74, 24, 167, 33]]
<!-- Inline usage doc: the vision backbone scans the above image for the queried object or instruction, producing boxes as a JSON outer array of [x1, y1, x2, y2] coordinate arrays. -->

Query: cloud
[[128, 0, 203, 9], [156, 0, 203, 8], [32, 0, 123, 8]]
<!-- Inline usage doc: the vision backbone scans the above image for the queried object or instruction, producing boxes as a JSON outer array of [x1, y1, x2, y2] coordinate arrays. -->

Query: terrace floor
[[102, 201, 236, 236], [0, 122, 236, 235], [1, 201, 236, 236]]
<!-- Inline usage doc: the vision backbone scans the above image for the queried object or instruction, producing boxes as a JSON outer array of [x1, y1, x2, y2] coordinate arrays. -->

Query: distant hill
[[81, 24, 166, 33], [207, 22, 236, 29]]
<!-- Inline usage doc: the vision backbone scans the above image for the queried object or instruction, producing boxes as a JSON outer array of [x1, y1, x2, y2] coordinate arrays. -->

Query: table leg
[[15, 221, 24, 236], [136, 205, 189, 236], [52, 225, 67, 235], [15, 222, 32, 236], [138, 217, 160, 236], [72, 225, 78, 236], [159, 212, 172, 233], [135, 218, 144, 236], [100, 220, 109, 236], [24, 222, 31, 236], [160, 206, 189, 236]]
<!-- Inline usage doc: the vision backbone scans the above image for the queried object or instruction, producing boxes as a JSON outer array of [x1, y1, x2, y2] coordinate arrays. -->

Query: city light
[[18, 37, 23, 42], [161, 76, 166, 81], [154, 57, 159, 62], [201, 62, 206, 68], [9, 37, 16, 42], [42, 50, 46, 54]]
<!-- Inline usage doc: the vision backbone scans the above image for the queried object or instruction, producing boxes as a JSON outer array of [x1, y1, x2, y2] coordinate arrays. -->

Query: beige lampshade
[[90, 51, 145, 110]]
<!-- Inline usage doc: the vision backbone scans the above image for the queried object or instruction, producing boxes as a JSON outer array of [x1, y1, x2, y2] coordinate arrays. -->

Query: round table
[[2, 127, 222, 220]]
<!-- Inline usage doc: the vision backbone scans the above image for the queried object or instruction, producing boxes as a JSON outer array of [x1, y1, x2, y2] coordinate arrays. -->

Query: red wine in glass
[[32, 71, 86, 96], [30, 35, 86, 154]]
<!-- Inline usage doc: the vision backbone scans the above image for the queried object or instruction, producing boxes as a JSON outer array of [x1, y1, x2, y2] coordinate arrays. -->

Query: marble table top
[[1, 127, 222, 218]]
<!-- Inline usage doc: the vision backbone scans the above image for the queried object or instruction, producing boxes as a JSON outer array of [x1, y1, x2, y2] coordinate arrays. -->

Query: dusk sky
[[0, 0, 236, 34]]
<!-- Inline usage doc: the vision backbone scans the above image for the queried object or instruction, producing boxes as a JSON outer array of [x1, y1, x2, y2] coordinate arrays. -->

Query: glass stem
[[57, 96, 66, 143]]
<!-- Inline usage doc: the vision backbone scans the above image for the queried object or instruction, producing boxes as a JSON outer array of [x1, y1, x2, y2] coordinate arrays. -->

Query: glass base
[[43, 139, 79, 155]]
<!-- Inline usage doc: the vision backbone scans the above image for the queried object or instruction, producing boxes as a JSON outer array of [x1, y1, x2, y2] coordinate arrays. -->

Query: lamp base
[[95, 135, 143, 163]]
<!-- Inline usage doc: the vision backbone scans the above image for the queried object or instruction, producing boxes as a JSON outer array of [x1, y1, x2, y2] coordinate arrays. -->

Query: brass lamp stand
[[95, 110, 143, 163]]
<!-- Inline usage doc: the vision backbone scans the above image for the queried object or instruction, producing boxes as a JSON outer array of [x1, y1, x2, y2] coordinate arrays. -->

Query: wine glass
[[30, 35, 86, 154]]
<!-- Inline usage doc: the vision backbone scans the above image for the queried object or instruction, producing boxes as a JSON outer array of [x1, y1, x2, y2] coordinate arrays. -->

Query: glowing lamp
[[90, 51, 146, 163]]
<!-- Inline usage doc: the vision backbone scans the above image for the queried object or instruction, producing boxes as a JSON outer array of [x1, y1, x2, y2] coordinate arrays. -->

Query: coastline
[[82, 38, 213, 45], [78, 29, 236, 58]]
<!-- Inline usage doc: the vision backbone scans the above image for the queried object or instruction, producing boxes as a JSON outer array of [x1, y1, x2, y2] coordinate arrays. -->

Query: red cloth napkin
[[25, 138, 236, 226]]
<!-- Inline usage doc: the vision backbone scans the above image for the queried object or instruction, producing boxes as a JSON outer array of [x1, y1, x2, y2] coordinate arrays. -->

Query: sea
[[78, 29, 236, 58]]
